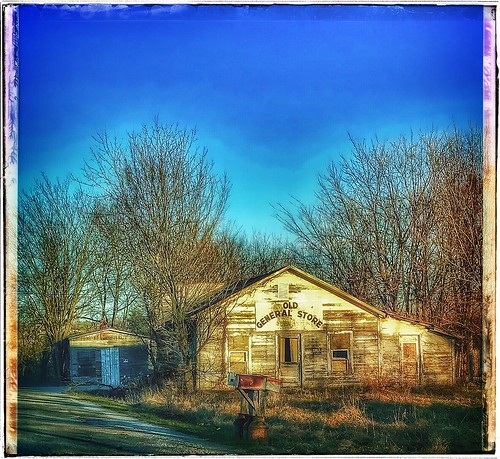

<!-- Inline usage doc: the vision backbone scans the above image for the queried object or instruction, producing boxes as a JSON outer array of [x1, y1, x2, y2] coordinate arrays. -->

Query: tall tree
[[83, 121, 237, 390], [427, 131, 482, 379], [18, 175, 96, 381], [277, 129, 482, 379], [84, 201, 139, 328]]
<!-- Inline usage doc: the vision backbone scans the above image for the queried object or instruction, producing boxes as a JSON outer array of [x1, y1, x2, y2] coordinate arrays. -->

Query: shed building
[[67, 328, 151, 387], [196, 266, 458, 389]]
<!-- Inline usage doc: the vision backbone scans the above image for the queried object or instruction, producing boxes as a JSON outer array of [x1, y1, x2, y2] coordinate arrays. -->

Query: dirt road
[[17, 388, 237, 455]]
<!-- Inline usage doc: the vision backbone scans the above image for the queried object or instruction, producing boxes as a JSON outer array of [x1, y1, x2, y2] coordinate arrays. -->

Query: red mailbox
[[235, 374, 281, 392], [228, 373, 281, 442]]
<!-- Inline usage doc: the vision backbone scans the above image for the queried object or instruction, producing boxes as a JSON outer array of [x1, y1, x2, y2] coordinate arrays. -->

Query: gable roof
[[281, 265, 386, 317], [384, 311, 462, 340], [190, 265, 385, 318], [190, 265, 460, 340], [186, 267, 284, 317]]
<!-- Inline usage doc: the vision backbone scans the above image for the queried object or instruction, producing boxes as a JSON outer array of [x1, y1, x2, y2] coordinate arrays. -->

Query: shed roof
[[68, 327, 149, 341]]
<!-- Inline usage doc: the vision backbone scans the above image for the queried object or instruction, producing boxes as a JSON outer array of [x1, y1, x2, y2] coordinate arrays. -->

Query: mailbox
[[228, 372, 281, 392], [228, 373, 281, 442]]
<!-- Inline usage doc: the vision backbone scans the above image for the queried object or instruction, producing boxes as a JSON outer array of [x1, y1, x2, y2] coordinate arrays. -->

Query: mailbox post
[[228, 373, 281, 442]]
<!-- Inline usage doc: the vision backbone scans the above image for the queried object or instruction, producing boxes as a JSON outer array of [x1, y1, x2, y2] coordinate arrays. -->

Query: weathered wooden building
[[67, 328, 151, 387], [196, 266, 458, 389]]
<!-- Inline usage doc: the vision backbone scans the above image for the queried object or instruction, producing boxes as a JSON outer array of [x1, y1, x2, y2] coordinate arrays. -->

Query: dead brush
[[328, 395, 374, 428], [390, 405, 410, 428], [139, 384, 174, 406], [429, 436, 450, 454], [270, 405, 316, 423], [139, 388, 167, 405], [364, 385, 423, 405], [81, 381, 481, 454], [328, 403, 374, 427]]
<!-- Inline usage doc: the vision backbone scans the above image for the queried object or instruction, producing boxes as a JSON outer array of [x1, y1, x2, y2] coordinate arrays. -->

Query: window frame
[[328, 331, 353, 374], [228, 350, 248, 375]]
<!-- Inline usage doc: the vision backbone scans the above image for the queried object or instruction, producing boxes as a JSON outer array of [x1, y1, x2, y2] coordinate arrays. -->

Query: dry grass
[[89, 382, 482, 455], [363, 384, 480, 407]]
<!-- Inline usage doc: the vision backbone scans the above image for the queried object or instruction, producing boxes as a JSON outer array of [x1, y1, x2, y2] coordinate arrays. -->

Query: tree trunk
[[40, 350, 51, 383], [191, 357, 198, 392], [52, 341, 66, 382]]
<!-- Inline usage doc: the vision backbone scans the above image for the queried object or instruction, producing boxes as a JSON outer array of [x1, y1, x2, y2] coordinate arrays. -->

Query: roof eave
[[285, 265, 386, 318], [68, 327, 149, 341]]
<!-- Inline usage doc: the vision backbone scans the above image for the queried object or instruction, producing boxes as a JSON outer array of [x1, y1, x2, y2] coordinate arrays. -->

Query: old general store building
[[196, 265, 458, 389]]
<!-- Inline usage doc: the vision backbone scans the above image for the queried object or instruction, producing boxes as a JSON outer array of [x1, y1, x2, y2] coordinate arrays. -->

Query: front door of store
[[278, 335, 302, 387]]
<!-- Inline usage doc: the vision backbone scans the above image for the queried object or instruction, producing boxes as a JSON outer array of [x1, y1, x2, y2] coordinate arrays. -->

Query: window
[[279, 337, 299, 363], [77, 349, 98, 377], [229, 335, 248, 351], [332, 349, 349, 359], [277, 283, 289, 300], [329, 332, 352, 373], [229, 351, 247, 375]]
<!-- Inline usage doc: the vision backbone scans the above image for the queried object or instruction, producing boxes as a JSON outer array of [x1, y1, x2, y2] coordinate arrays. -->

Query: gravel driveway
[[18, 388, 238, 455]]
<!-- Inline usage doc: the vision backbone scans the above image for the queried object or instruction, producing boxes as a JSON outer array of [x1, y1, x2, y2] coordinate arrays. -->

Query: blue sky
[[18, 4, 484, 237]]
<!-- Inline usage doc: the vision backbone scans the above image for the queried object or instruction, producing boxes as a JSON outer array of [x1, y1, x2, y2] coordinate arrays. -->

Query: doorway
[[278, 335, 302, 386], [101, 347, 120, 387], [400, 336, 421, 384]]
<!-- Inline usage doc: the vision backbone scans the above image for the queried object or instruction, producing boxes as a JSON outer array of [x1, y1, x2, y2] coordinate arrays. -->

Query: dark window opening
[[280, 337, 298, 363], [332, 349, 349, 360], [77, 350, 98, 377]]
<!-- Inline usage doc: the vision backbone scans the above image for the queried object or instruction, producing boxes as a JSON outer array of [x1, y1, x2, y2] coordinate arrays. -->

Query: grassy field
[[72, 383, 483, 455]]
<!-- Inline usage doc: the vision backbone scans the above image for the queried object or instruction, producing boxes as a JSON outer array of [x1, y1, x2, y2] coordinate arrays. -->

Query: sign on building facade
[[255, 301, 324, 331]]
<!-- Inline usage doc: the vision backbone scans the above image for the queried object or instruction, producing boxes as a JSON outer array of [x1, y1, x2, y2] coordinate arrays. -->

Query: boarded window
[[277, 283, 289, 300], [329, 332, 352, 373], [403, 342, 417, 359], [229, 351, 247, 374], [77, 349, 98, 377], [401, 339, 420, 384], [228, 335, 248, 351], [279, 337, 299, 363]]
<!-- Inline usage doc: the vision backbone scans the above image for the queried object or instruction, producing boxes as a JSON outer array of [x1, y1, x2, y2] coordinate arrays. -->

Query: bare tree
[[18, 304, 47, 383], [82, 121, 238, 391], [277, 129, 482, 379], [84, 201, 139, 328], [427, 130, 482, 379], [18, 175, 96, 381], [233, 230, 295, 278]]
